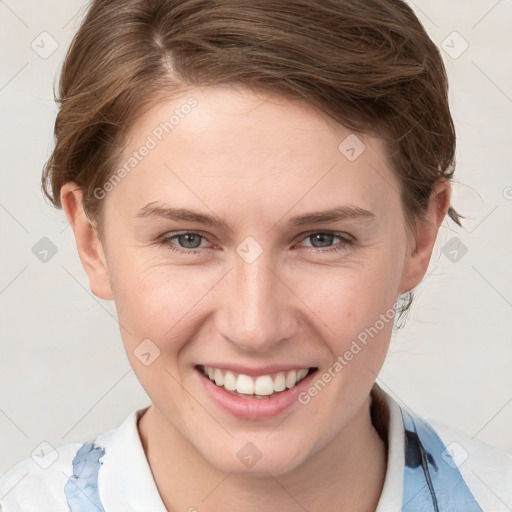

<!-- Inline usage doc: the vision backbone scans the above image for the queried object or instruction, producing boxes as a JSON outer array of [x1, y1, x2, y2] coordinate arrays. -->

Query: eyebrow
[[135, 202, 376, 228]]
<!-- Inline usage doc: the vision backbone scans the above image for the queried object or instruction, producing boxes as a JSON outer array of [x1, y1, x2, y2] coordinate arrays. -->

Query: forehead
[[107, 85, 401, 222]]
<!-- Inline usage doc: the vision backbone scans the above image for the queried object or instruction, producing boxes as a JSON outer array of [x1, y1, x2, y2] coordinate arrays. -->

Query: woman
[[1, 0, 510, 510]]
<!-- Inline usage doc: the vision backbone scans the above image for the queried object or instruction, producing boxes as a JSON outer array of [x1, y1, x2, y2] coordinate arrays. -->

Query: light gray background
[[1, 0, 511, 476]]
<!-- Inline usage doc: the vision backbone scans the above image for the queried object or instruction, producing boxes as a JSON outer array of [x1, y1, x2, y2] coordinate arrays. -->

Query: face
[[64, 85, 447, 476]]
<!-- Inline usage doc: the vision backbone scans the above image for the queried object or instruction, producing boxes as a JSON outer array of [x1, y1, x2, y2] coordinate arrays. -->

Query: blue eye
[[157, 232, 207, 255], [156, 231, 354, 255], [300, 232, 354, 253]]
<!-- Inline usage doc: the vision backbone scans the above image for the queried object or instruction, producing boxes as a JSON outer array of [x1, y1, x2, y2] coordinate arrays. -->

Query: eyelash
[[156, 231, 354, 255]]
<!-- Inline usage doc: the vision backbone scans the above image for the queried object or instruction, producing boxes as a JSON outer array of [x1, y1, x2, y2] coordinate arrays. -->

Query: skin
[[61, 84, 451, 511]]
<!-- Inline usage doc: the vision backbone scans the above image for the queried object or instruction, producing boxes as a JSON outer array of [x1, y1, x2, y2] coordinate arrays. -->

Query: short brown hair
[[41, 0, 463, 324]]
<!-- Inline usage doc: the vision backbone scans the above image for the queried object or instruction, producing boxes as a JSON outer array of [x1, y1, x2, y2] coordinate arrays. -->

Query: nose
[[215, 247, 298, 354]]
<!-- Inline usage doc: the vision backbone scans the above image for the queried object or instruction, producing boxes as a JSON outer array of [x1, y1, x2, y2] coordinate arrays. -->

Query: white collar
[[95, 405, 168, 511], [375, 387, 405, 511]]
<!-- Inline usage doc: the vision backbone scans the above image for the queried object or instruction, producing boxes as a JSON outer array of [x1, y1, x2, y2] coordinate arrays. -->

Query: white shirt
[[1, 388, 511, 511]]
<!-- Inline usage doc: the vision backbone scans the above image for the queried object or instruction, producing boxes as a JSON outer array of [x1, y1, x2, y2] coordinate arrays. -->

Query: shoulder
[[429, 418, 512, 511], [0, 407, 150, 512], [0, 441, 83, 511], [375, 385, 512, 511]]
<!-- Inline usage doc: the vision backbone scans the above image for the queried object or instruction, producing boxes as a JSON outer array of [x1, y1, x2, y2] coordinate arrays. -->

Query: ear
[[60, 182, 114, 301], [398, 178, 452, 295]]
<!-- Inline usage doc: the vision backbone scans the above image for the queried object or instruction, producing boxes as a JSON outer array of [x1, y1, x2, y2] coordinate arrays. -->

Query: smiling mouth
[[196, 364, 318, 399]]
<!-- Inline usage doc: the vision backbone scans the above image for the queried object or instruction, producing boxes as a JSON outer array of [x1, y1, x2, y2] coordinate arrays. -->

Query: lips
[[195, 363, 318, 419]]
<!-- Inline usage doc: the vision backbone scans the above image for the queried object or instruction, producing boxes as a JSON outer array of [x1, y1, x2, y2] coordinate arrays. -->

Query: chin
[[199, 437, 309, 476]]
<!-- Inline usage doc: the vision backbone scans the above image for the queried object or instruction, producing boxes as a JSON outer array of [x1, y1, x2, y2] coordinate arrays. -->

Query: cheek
[[109, 258, 209, 356], [294, 256, 400, 395], [111, 265, 205, 398], [298, 257, 399, 336], [298, 267, 395, 414], [112, 253, 205, 317]]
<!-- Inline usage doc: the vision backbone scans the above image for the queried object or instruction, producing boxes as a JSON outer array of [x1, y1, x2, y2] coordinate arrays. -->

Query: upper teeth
[[201, 366, 310, 396]]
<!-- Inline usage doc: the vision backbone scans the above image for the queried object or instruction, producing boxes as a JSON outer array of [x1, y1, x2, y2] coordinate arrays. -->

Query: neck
[[138, 393, 387, 512]]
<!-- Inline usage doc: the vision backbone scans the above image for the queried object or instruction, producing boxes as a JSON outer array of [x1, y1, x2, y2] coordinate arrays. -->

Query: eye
[[156, 230, 354, 256], [297, 231, 354, 254], [156, 232, 210, 255]]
